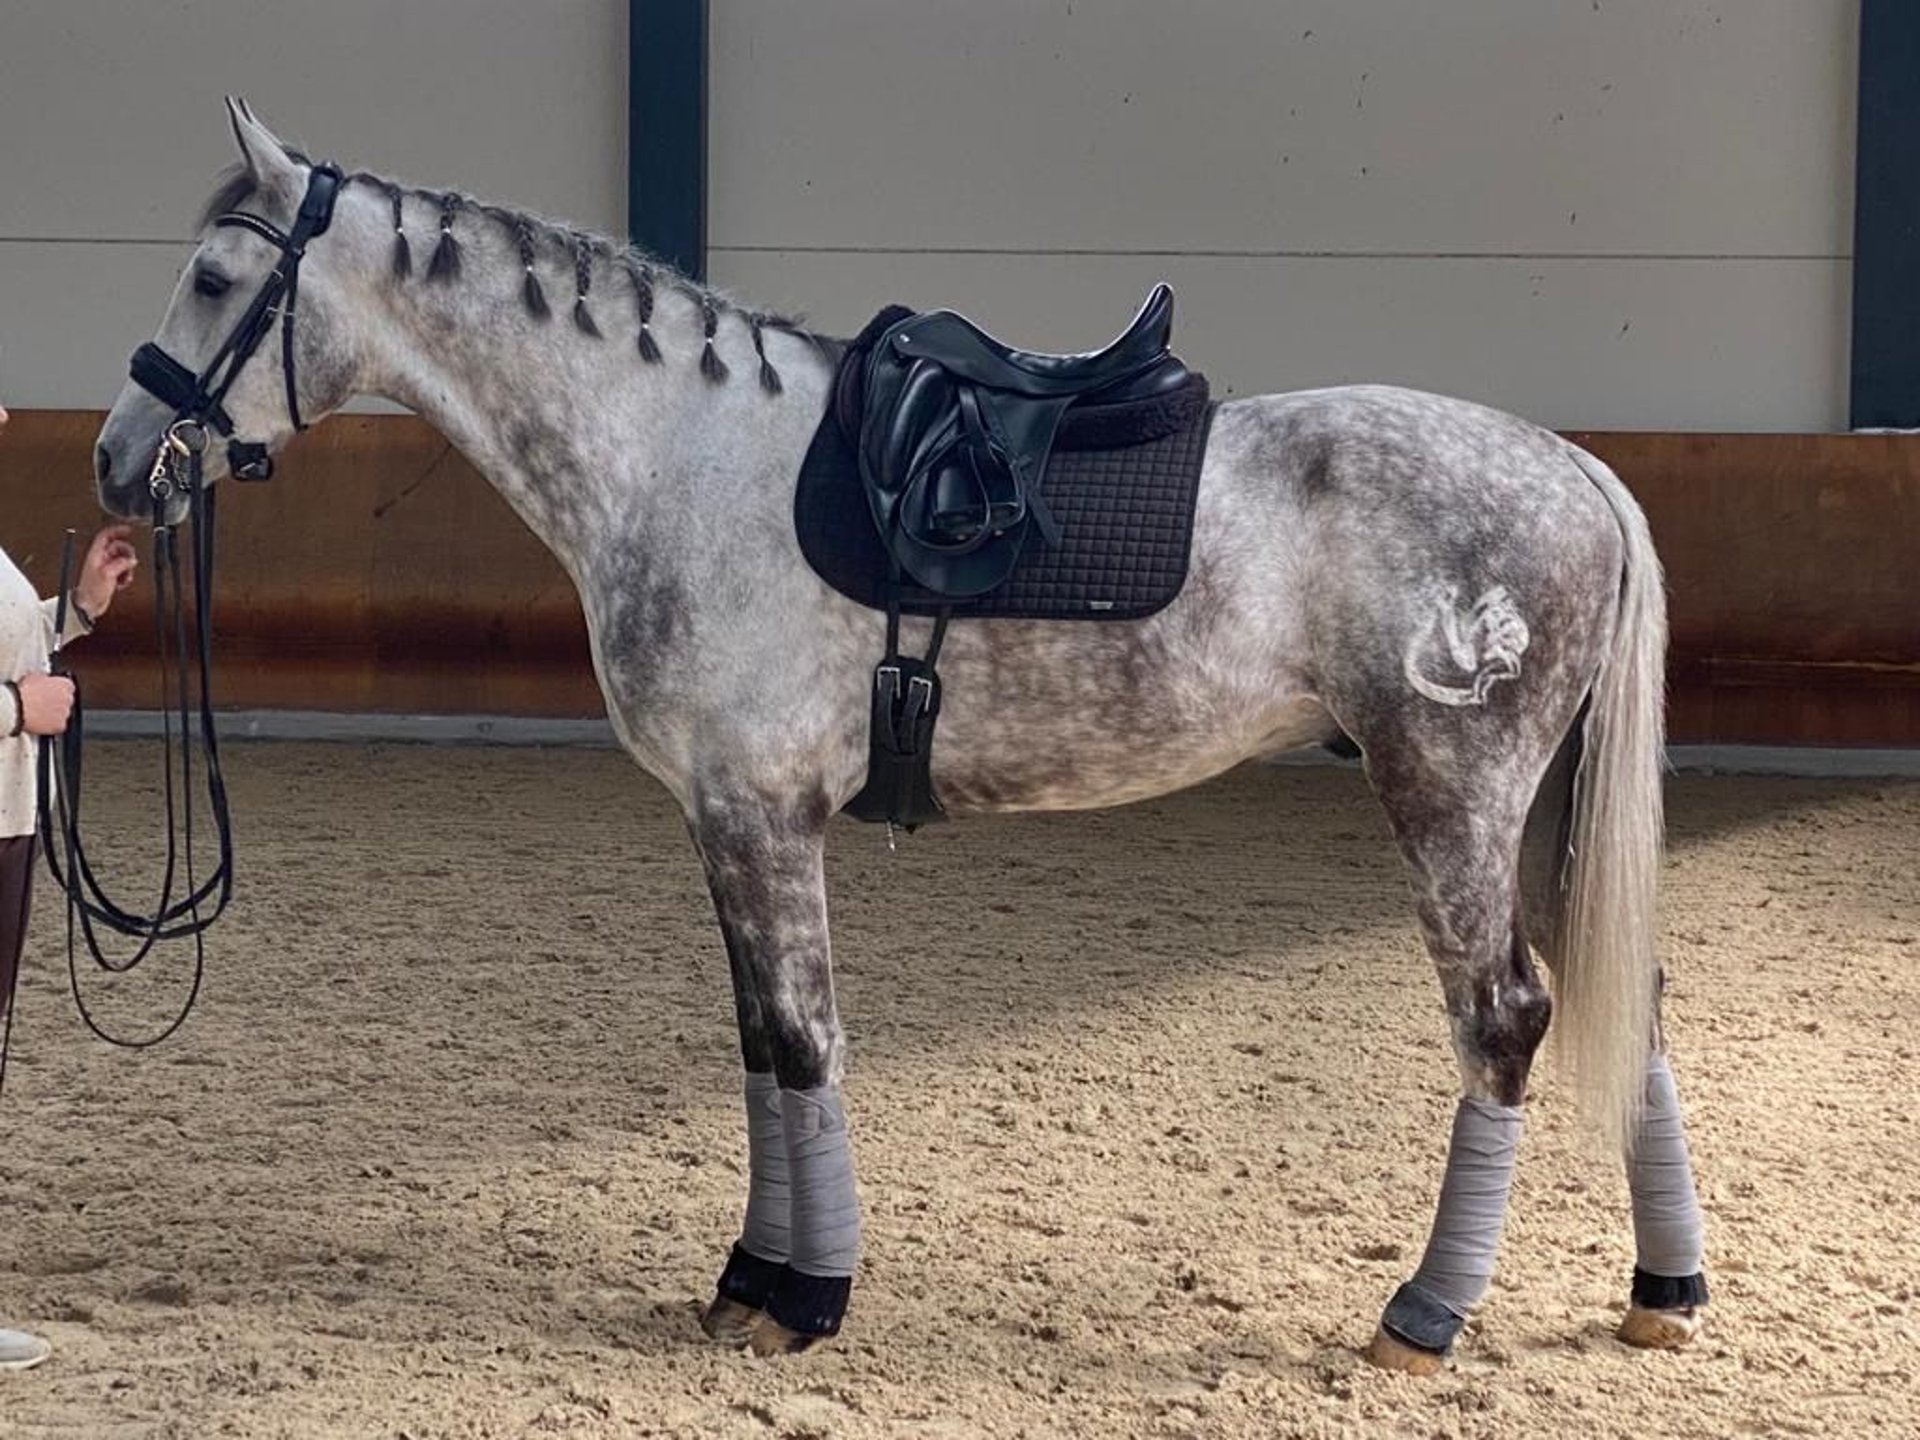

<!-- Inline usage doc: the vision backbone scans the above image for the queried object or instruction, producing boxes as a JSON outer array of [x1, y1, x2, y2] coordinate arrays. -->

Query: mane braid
[[385, 183, 412, 279], [699, 296, 729, 382], [570, 234, 603, 338], [749, 317, 784, 395], [623, 258, 663, 363], [515, 217, 550, 319], [427, 192, 463, 282]]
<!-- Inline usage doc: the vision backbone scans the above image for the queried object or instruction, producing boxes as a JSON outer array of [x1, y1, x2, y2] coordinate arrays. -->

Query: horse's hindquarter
[[1262, 385, 1625, 761]]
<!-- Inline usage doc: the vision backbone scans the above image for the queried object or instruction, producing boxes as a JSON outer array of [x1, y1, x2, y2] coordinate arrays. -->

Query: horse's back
[[1218, 383, 1603, 511]]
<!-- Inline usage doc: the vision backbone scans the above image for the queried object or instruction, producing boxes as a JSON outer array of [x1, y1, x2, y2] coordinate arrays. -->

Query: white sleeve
[[40, 594, 93, 648]]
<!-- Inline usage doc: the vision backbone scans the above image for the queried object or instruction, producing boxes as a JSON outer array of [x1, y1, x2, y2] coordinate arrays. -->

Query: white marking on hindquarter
[[1405, 585, 1531, 707]]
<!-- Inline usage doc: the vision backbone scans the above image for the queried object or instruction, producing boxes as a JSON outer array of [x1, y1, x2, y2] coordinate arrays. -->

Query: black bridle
[[128, 162, 344, 481], [0, 165, 344, 1090]]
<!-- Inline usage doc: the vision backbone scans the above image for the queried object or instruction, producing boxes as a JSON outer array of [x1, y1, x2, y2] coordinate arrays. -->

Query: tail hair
[[1555, 444, 1668, 1152]]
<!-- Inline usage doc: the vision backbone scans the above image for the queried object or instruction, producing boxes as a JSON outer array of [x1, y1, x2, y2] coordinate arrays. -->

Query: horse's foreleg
[[1362, 783, 1548, 1375], [691, 793, 859, 1355]]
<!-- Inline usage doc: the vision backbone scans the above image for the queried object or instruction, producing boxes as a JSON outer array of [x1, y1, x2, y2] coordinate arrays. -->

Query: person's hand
[[15, 673, 75, 736], [74, 524, 138, 624]]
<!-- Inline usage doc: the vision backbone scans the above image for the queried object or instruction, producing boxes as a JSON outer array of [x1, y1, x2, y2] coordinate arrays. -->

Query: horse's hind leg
[[689, 788, 860, 1356], [1521, 736, 1709, 1350], [1615, 1051, 1709, 1347], [1358, 748, 1550, 1374]]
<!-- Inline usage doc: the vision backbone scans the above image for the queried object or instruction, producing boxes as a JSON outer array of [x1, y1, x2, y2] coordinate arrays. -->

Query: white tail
[[1557, 445, 1667, 1153]]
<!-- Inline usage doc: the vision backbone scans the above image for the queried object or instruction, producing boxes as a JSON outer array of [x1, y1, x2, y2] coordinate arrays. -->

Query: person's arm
[[7, 672, 73, 737], [40, 525, 137, 648]]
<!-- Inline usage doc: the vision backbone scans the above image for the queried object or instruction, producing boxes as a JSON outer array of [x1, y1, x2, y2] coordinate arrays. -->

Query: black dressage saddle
[[804, 283, 1210, 832], [856, 283, 1191, 599]]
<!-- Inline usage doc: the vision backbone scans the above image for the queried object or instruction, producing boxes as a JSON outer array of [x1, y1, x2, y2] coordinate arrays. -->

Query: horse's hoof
[[1617, 1304, 1704, 1349], [748, 1317, 828, 1357], [699, 1295, 765, 1347], [1362, 1326, 1447, 1376]]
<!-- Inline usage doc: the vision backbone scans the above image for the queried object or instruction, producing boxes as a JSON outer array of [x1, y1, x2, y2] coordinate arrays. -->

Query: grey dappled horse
[[94, 102, 1708, 1369]]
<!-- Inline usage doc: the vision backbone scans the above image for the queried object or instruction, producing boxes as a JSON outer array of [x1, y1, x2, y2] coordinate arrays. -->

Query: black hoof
[[1629, 1267, 1710, 1311], [1378, 1281, 1465, 1358], [706, 1247, 851, 1354], [763, 1266, 852, 1342], [713, 1244, 785, 1311]]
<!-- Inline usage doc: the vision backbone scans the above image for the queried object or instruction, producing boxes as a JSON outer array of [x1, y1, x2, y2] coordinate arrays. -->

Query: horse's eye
[[193, 269, 232, 299]]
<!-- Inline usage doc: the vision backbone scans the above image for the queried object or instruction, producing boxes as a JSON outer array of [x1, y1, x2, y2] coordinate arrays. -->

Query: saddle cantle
[[798, 284, 1212, 832], [855, 283, 1193, 599]]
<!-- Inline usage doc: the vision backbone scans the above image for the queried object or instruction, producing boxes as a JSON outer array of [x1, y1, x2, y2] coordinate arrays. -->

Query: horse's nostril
[[94, 444, 113, 486]]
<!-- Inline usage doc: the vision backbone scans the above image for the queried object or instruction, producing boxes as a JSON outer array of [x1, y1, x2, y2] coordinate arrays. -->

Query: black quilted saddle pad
[[793, 313, 1216, 622]]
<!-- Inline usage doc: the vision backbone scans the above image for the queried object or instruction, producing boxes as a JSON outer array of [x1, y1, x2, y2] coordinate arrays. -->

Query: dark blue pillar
[[1850, 0, 1920, 428], [629, 0, 707, 282]]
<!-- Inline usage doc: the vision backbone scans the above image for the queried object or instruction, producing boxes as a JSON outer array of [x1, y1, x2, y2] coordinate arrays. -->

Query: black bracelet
[[70, 595, 96, 632], [3, 680, 22, 739]]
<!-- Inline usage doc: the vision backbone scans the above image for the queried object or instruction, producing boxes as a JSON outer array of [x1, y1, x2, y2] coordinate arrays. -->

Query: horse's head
[[95, 99, 367, 522]]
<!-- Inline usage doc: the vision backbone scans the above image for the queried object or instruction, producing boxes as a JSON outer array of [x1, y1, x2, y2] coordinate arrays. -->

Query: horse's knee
[[1453, 931, 1552, 1106]]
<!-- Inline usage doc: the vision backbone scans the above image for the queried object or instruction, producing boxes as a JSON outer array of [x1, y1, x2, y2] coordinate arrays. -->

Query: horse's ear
[[224, 96, 296, 188]]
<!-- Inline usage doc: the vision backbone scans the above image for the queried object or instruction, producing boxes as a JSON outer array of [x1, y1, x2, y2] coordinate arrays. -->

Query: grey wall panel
[[706, 1, 1856, 430], [0, 1, 1859, 427], [0, 244, 193, 410], [0, 0, 625, 409], [709, 249, 1849, 433], [0, 1, 628, 241], [709, 0, 1855, 258]]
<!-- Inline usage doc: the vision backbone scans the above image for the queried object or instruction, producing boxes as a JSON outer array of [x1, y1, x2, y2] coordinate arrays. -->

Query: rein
[[34, 421, 234, 1049]]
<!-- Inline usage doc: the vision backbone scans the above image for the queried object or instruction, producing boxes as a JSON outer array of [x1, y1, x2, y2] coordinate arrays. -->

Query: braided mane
[[198, 160, 819, 394]]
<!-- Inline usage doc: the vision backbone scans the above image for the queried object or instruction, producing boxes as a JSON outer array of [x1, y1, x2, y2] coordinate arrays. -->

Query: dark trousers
[[0, 835, 33, 1023]]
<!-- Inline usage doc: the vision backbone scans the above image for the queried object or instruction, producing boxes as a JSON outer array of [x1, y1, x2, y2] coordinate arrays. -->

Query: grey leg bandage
[[739, 1072, 791, 1263], [782, 1085, 861, 1278], [1395, 1097, 1524, 1336], [1628, 1052, 1706, 1280]]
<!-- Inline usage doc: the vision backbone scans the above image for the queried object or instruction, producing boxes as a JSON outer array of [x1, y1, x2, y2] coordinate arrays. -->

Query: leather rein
[[4, 164, 345, 1077], [35, 433, 231, 1050]]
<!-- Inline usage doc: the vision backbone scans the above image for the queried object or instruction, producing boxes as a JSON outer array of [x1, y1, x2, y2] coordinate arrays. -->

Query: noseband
[[128, 162, 343, 484]]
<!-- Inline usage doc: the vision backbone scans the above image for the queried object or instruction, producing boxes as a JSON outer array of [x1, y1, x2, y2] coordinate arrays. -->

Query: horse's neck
[[362, 278, 830, 586]]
